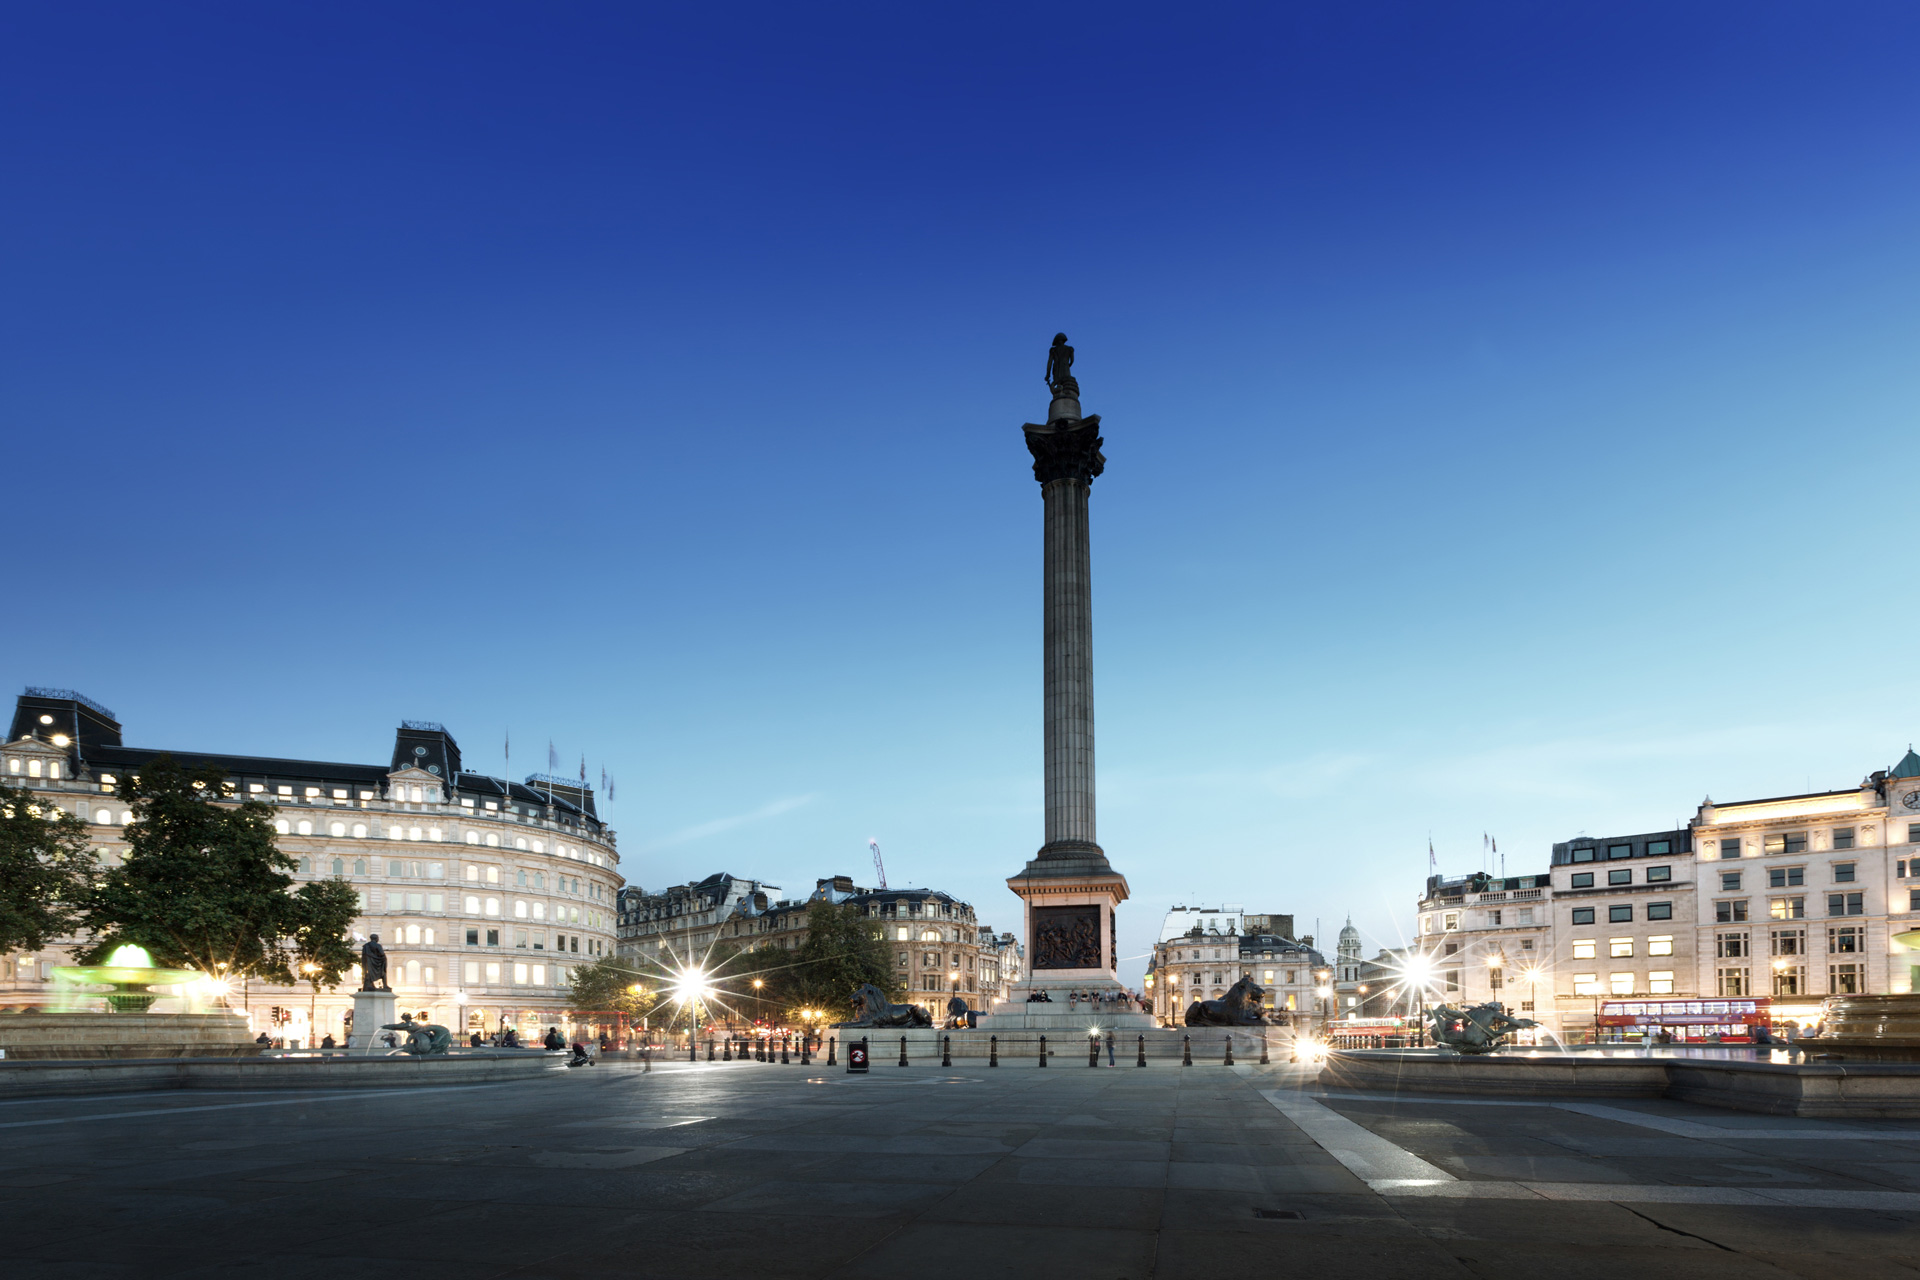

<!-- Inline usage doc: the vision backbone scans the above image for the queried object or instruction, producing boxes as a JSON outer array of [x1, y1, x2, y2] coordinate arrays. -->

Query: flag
[[548, 740, 559, 773], [600, 765, 608, 793], [579, 753, 586, 783], [607, 774, 616, 802], [1491, 836, 1497, 854], [1428, 837, 1436, 874]]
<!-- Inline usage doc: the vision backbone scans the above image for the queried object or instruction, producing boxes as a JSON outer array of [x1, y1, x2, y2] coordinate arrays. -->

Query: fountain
[[51, 945, 199, 1013]]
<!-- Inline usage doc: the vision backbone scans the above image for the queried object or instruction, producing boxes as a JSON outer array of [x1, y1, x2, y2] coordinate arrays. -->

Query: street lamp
[[301, 962, 319, 1045]]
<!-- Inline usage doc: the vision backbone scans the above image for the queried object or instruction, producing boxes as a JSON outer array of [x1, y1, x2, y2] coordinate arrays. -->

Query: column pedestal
[[348, 989, 397, 1053]]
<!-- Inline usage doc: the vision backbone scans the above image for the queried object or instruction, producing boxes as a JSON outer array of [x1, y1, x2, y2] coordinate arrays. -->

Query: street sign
[[846, 1039, 869, 1074]]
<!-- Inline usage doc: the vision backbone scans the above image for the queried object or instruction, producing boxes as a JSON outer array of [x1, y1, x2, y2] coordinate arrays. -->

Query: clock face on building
[[1904, 790, 1920, 811]]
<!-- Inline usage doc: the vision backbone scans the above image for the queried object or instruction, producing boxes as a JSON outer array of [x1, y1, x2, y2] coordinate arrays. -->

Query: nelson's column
[[991, 334, 1152, 1029]]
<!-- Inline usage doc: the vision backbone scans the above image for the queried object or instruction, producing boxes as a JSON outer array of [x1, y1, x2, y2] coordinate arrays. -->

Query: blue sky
[[6, 4, 1919, 980]]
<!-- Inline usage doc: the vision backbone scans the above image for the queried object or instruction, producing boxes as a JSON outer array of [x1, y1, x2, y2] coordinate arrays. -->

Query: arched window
[[405, 959, 420, 983], [514, 837, 527, 850], [404, 925, 420, 944], [466, 831, 480, 844], [465, 895, 480, 914], [119, 811, 132, 824], [532, 840, 545, 854], [409, 786, 423, 803], [295, 819, 313, 836], [353, 859, 366, 875], [532, 902, 546, 921], [332, 858, 345, 876], [95, 807, 113, 824], [386, 827, 402, 841], [486, 833, 500, 848], [28, 760, 42, 778], [275, 818, 291, 835], [484, 898, 500, 917], [329, 821, 346, 837], [514, 901, 528, 919], [427, 827, 442, 842], [408, 827, 422, 841], [352, 823, 367, 839], [299, 857, 311, 873], [422, 928, 434, 945], [534, 872, 545, 890]]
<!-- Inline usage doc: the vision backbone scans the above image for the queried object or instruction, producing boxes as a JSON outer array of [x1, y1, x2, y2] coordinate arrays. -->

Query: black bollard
[[643, 1046, 651, 1073], [1088, 1036, 1099, 1067], [989, 1035, 998, 1067], [899, 1035, 909, 1067], [802, 1035, 811, 1065], [1137, 1035, 1146, 1067], [707, 1038, 715, 1062], [1182, 1035, 1192, 1066], [1039, 1035, 1048, 1068], [1259, 1034, 1270, 1066], [827, 1036, 837, 1066], [942, 1035, 952, 1068], [781, 1036, 790, 1065], [688, 1040, 696, 1063], [1224, 1036, 1235, 1067], [722, 1038, 731, 1061]]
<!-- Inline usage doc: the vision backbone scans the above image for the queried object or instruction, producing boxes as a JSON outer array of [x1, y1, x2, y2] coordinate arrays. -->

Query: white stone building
[[1, 690, 623, 1043]]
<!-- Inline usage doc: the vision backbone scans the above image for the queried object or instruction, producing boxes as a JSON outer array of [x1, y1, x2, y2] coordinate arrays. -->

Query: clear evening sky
[[6, 6, 1918, 980]]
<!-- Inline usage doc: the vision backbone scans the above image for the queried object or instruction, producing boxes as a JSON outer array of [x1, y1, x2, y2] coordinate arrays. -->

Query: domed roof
[[1892, 747, 1920, 780]]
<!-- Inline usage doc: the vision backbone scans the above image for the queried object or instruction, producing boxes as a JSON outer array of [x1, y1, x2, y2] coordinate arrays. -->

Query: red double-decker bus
[[1596, 997, 1770, 1043]]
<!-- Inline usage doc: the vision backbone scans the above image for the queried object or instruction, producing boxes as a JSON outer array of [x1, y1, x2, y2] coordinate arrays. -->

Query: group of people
[[1064, 989, 1143, 1012]]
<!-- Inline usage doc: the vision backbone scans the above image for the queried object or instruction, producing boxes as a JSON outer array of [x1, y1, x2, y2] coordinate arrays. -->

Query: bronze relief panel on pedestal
[[1032, 905, 1101, 970]]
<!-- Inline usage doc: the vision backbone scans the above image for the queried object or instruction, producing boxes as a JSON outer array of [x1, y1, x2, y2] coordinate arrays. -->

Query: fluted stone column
[[1022, 389, 1109, 870]]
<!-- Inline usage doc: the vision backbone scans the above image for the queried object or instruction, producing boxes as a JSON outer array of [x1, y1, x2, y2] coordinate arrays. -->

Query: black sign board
[[846, 1040, 869, 1073]]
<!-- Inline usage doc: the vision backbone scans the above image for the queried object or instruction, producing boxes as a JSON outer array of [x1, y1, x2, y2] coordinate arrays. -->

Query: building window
[[1647, 840, 1671, 856], [274, 819, 291, 835], [1488, 909, 1502, 926], [1571, 908, 1595, 925], [1571, 939, 1597, 960], [1909, 822, 1920, 844], [1719, 838, 1741, 859], [1607, 868, 1631, 886], [1608, 905, 1632, 923], [1646, 902, 1672, 921], [1768, 867, 1804, 888], [353, 859, 366, 875], [1720, 872, 1743, 891], [329, 821, 346, 837], [1772, 965, 1804, 997], [1442, 913, 1459, 931], [1832, 828, 1855, 850], [1572, 973, 1601, 995], [1828, 925, 1860, 954], [1911, 888, 1920, 911], [1829, 963, 1861, 994], [1570, 873, 1594, 889], [1648, 971, 1675, 995], [1769, 928, 1805, 957], [352, 823, 367, 838], [1517, 907, 1534, 925], [332, 858, 345, 875], [1609, 972, 1634, 995], [1833, 862, 1856, 884], [1716, 932, 1747, 959], [1769, 897, 1805, 920], [1609, 938, 1633, 959], [1717, 968, 1747, 996], [1571, 847, 1595, 863], [464, 961, 479, 982], [1828, 892, 1864, 916], [1608, 844, 1632, 860], [1647, 865, 1671, 882], [1762, 832, 1807, 856]]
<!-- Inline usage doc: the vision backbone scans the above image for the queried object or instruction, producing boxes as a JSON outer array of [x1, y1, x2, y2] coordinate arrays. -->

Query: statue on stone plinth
[[359, 934, 390, 991], [1045, 332, 1079, 399], [1184, 976, 1269, 1027], [834, 982, 933, 1028]]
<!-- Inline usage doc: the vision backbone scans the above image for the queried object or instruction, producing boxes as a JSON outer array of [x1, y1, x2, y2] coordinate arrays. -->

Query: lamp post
[[1485, 951, 1504, 1007], [302, 962, 319, 1045], [1314, 968, 1333, 1040]]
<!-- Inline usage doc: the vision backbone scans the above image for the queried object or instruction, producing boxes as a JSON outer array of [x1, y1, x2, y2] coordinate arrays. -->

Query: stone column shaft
[[1042, 477, 1096, 848]]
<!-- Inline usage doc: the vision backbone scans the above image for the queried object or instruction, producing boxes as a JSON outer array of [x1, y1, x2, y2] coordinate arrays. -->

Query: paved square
[[5, 1059, 1919, 1278]]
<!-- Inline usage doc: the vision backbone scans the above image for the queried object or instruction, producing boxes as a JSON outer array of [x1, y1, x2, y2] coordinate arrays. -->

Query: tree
[[285, 879, 362, 989], [566, 955, 660, 1021], [0, 782, 95, 953], [795, 901, 899, 1020], [78, 755, 348, 985]]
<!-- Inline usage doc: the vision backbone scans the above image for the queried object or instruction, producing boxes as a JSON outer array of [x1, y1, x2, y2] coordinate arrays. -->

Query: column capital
[[1023, 416, 1105, 487]]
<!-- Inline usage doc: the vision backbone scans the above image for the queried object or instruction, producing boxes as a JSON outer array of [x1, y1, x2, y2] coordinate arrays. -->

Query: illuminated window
[[427, 827, 442, 842], [1571, 940, 1597, 960], [514, 963, 529, 984], [1648, 971, 1675, 994], [486, 833, 500, 847], [304, 787, 321, 798], [464, 895, 480, 914], [277, 785, 292, 797], [275, 818, 291, 835], [1770, 897, 1806, 920], [514, 900, 528, 919], [466, 831, 480, 844], [404, 925, 420, 944], [532, 964, 546, 985], [532, 840, 545, 854], [533, 902, 546, 920], [1609, 972, 1633, 995], [1572, 973, 1601, 995], [1442, 913, 1459, 931], [486, 866, 500, 884], [515, 837, 528, 850], [484, 897, 500, 917], [295, 820, 313, 836], [485, 962, 500, 983], [1648, 936, 1673, 956], [1609, 938, 1633, 958]]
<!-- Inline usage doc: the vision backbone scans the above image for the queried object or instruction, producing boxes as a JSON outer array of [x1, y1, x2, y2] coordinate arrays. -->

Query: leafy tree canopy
[[713, 902, 899, 1023], [0, 781, 95, 953], [566, 955, 661, 1020], [78, 755, 355, 986]]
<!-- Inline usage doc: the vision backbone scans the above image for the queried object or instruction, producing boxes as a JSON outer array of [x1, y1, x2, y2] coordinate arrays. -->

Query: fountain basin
[[0, 1011, 257, 1060], [1797, 994, 1920, 1062], [1321, 1047, 1920, 1118]]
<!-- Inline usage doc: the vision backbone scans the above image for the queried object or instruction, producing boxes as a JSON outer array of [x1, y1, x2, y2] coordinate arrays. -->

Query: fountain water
[[52, 945, 199, 1013]]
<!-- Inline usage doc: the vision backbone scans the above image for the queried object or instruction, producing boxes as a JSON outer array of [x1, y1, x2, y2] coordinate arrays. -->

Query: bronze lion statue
[[833, 983, 933, 1028], [1184, 976, 1270, 1027]]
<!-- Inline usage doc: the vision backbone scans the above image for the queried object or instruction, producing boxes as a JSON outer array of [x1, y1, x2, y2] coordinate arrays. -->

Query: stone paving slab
[[3, 1059, 1918, 1278]]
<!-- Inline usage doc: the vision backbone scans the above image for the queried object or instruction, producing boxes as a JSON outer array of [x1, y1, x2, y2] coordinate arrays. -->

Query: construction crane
[[868, 838, 888, 890]]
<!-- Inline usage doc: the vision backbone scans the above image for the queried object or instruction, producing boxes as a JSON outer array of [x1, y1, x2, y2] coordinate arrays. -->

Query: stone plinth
[[348, 989, 397, 1052], [0, 1012, 256, 1060]]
